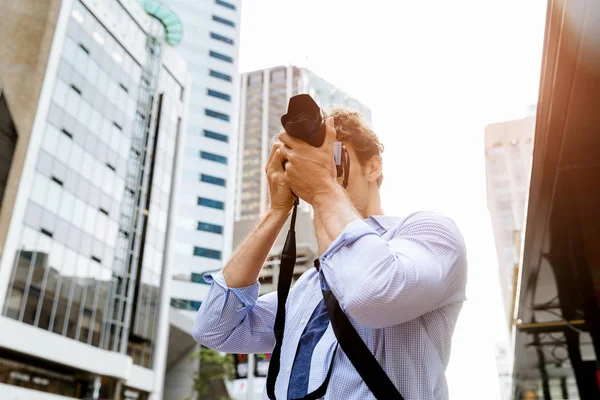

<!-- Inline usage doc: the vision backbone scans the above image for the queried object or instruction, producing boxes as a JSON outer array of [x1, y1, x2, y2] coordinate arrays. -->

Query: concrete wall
[[0, 0, 62, 256], [163, 344, 199, 400]]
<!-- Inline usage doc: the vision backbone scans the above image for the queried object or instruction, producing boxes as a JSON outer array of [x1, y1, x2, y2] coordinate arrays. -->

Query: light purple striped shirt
[[193, 211, 468, 399]]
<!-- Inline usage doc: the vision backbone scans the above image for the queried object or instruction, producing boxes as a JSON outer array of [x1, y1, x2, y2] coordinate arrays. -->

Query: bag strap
[[266, 201, 298, 400], [318, 261, 404, 399]]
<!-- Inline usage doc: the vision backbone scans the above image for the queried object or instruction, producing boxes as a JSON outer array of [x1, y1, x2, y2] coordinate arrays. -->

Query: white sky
[[238, 0, 547, 398]]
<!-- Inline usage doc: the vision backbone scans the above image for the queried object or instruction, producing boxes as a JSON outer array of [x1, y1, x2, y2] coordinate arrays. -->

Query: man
[[192, 109, 468, 399]]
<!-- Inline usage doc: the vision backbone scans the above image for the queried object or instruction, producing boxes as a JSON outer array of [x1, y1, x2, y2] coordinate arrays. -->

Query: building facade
[[235, 65, 372, 222], [0, 0, 190, 398], [484, 112, 535, 400], [485, 113, 535, 327], [163, 0, 242, 316]]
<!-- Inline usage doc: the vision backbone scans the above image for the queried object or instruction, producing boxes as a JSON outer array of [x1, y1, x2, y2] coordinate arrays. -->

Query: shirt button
[[300, 319, 306, 324], [237, 304, 244, 310], [286, 367, 291, 374]]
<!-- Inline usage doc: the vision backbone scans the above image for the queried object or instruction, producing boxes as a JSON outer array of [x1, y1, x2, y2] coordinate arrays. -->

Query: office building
[[485, 113, 535, 327], [484, 112, 535, 400], [152, 1, 240, 398], [163, 0, 241, 311], [235, 65, 372, 222], [0, 0, 190, 398]]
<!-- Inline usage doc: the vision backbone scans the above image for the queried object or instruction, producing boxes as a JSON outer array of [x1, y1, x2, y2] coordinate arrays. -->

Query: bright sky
[[238, 0, 547, 398]]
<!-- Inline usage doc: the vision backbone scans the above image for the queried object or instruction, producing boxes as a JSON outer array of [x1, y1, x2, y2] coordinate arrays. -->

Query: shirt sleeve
[[191, 271, 277, 354], [318, 212, 467, 329]]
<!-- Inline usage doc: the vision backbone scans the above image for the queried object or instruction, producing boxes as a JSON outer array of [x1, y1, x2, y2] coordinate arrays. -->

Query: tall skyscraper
[[0, 0, 190, 398], [235, 65, 372, 222], [162, 0, 241, 317], [484, 111, 536, 400], [485, 113, 535, 326]]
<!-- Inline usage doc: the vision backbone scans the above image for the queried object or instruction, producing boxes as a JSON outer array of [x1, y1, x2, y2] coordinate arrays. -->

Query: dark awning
[[513, 0, 600, 397]]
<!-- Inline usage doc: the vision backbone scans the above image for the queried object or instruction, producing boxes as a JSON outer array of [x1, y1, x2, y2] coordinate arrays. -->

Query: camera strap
[[266, 159, 404, 400]]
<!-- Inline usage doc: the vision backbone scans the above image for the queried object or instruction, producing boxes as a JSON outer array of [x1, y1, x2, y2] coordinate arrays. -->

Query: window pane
[[207, 89, 231, 102], [203, 129, 228, 142], [197, 222, 223, 234], [200, 174, 226, 186], [210, 32, 234, 45], [215, 0, 236, 10], [212, 15, 235, 27], [200, 151, 227, 164], [209, 70, 232, 82], [192, 246, 222, 260], [209, 50, 233, 64], [204, 109, 230, 122], [197, 197, 224, 210]]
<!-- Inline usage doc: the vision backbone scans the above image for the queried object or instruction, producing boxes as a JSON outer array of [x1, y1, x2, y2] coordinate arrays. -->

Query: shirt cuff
[[318, 219, 379, 291], [204, 271, 260, 312]]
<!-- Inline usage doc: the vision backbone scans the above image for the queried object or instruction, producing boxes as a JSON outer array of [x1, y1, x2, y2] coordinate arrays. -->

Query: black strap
[[320, 261, 404, 399], [266, 200, 299, 399], [266, 204, 404, 399]]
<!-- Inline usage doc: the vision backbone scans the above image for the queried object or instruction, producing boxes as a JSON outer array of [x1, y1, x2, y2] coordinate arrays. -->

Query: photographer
[[192, 109, 467, 400]]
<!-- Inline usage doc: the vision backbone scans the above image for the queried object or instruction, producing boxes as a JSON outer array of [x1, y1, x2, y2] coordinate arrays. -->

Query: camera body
[[281, 94, 345, 178]]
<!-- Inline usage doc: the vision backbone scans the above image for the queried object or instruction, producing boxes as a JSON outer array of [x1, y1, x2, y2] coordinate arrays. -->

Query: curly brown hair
[[326, 108, 384, 187]]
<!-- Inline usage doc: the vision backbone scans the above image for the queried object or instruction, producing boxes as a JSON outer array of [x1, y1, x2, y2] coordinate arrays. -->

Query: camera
[[281, 94, 346, 178]]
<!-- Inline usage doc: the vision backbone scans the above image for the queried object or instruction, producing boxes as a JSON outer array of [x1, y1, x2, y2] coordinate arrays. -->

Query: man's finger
[[278, 132, 310, 151], [278, 143, 292, 162], [322, 117, 337, 150], [271, 149, 285, 172], [266, 142, 281, 172]]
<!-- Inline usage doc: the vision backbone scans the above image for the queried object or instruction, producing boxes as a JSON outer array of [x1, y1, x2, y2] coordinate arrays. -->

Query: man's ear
[[365, 156, 382, 184]]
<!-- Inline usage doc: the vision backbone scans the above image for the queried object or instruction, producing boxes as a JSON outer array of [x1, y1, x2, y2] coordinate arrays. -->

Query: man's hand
[[278, 117, 338, 205], [266, 141, 295, 215]]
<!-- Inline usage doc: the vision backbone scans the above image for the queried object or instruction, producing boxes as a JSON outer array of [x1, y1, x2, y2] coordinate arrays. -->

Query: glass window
[[74, 44, 89, 75], [53, 79, 68, 109], [207, 89, 231, 102], [215, 0, 236, 10], [97, 69, 109, 92], [72, 197, 86, 229], [77, 100, 92, 125], [84, 204, 97, 234], [201, 174, 226, 186], [58, 190, 75, 222], [65, 86, 80, 117], [197, 197, 224, 210], [209, 50, 233, 64], [205, 109, 230, 122], [90, 110, 102, 135], [200, 151, 227, 164], [70, 143, 84, 170], [108, 82, 118, 104], [81, 154, 93, 181], [203, 129, 228, 142], [56, 132, 72, 165], [197, 222, 223, 234], [42, 125, 60, 155], [210, 32, 234, 45], [47, 180, 62, 214], [86, 60, 99, 85], [212, 15, 235, 27], [193, 246, 222, 260], [31, 174, 49, 206], [209, 70, 232, 82], [63, 38, 77, 65]]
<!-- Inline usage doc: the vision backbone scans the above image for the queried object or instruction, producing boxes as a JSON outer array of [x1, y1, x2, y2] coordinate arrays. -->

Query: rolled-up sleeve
[[319, 212, 467, 329], [192, 271, 277, 354]]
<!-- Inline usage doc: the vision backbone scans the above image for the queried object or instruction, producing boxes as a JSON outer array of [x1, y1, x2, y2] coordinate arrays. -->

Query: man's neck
[[359, 188, 383, 218]]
